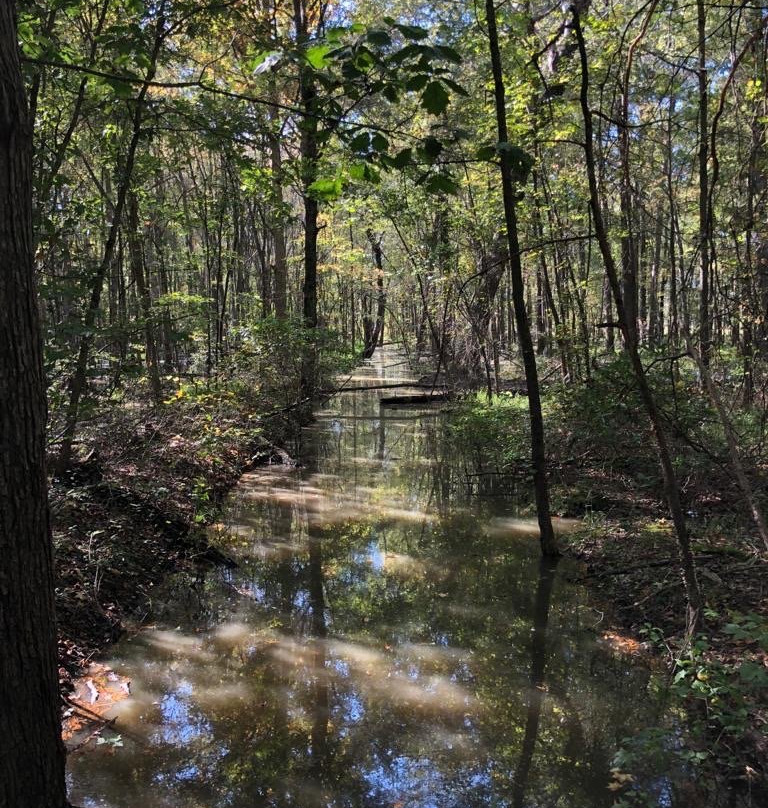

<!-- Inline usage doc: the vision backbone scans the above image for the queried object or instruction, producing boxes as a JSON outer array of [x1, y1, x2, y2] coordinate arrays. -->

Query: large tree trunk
[[269, 78, 289, 319], [362, 230, 386, 358], [0, 4, 69, 805], [294, 0, 321, 399]]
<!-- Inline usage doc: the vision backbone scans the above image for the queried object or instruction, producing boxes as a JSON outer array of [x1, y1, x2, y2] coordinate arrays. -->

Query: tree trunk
[[269, 77, 288, 319], [127, 192, 163, 404], [0, 3, 68, 804], [697, 0, 711, 366], [573, 9, 701, 632], [57, 14, 165, 471], [363, 230, 386, 358], [294, 0, 320, 398], [485, 0, 559, 557]]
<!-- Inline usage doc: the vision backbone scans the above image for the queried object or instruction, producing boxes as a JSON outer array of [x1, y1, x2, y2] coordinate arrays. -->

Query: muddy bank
[[53, 402, 299, 687]]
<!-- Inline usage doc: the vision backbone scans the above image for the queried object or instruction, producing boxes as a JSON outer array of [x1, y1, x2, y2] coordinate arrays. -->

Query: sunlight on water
[[67, 347, 690, 808]]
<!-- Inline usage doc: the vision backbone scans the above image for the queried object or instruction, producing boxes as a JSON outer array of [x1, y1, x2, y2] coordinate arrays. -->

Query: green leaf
[[388, 43, 422, 65], [420, 81, 450, 115], [422, 136, 443, 160], [326, 27, 347, 43], [405, 74, 429, 92], [476, 145, 497, 162], [392, 147, 413, 168], [251, 50, 281, 74], [433, 44, 462, 64], [307, 176, 343, 201], [395, 23, 429, 40], [105, 77, 134, 99], [370, 133, 389, 152], [366, 29, 392, 47], [423, 173, 459, 195], [442, 77, 469, 96], [739, 661, 768, 686], [349, 162, 380, 184], [305, 44, 331, 69], [353, 47, 376, 72], [349, 132, 371, 151], [497, 143, 534, 183], [382, 85, 400, 103]]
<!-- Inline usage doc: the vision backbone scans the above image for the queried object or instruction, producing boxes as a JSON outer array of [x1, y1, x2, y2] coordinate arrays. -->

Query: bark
[[697, 0, 711, 366], [127, 192, 162, 404], [362, 230, 386, 358], [269, 77, 288, 319], [665, 98, 679, 345], [294, 0, 321, 398], [0, 3, 68, 804], [617, 2, 657, 345], [486, 0, 559, 557]]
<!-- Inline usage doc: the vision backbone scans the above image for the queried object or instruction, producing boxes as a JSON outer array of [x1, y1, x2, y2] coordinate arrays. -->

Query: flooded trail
[[67, 347, 683, 808]]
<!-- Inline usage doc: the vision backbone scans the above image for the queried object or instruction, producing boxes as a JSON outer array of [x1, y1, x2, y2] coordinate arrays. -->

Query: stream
[[67, 347, 690, 808]]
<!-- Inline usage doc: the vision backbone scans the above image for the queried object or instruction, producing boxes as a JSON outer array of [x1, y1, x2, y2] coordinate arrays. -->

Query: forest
[[1, 0, 767, 805]]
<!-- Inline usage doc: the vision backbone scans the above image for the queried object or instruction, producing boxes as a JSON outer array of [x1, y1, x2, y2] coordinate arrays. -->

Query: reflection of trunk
[[512, 558, 558, 808], [307, 535, 329, 781], [363, 230, 386, 358]]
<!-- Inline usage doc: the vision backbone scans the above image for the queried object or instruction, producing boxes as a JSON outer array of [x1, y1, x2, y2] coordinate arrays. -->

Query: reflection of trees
[[307, 533, 330, 789], [512, 557, 557, 808], [71, 357, 676, 808]]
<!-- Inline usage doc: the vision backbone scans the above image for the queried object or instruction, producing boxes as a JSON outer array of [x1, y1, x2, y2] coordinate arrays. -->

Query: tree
[[571, 7, 702, 633], [485, 0, 559, 557], [0, 2, 68, 805]]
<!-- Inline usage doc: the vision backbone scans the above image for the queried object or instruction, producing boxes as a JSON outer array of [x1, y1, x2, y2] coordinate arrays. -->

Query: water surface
[[68, 347, 681, 807]]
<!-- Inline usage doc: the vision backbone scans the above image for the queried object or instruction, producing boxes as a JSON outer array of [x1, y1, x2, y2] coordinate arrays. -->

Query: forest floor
[[51, 393, 301, 693], [564, 500, 768, 792]]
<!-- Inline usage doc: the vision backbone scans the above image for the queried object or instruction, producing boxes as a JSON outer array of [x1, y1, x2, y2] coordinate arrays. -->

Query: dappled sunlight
[[263, 635, 477, 717], [144, 630, 215, 662], [598, 631, 649, 658], [379, 551, 439, 580], [487, 516, 580, 539], [397, 642, 472, 667]]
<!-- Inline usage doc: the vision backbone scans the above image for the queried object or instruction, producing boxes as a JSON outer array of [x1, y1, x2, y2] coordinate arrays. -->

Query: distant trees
[[14, 0, 768, 621]]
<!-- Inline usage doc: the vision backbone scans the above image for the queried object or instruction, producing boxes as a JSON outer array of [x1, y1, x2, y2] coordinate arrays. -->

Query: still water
[[67, 348, 684, 808]]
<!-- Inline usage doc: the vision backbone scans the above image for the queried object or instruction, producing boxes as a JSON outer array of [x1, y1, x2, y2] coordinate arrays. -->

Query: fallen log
[[321, 382, 448, 394], [380, 392, 451, 406]]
